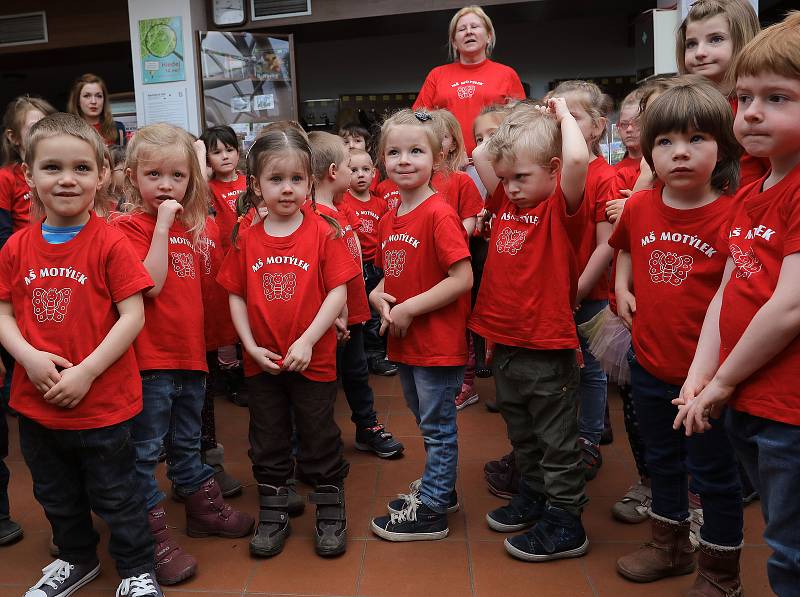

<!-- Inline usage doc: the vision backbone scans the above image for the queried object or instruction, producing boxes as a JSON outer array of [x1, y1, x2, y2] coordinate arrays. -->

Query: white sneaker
[[116, 572, 164, 597]]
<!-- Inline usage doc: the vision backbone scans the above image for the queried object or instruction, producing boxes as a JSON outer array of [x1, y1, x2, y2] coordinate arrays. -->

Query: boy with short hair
[[343, 148, 397, 376], [470, 98, 590, 561], [675, 13, 800, 596], [339, 123, 381, 195]]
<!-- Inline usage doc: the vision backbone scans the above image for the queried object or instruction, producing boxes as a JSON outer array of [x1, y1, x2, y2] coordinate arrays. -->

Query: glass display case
[[198, 30, 297, 148]]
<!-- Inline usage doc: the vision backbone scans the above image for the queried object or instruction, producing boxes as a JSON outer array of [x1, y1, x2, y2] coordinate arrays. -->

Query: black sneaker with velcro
[[309, 485, 347, 557], [250, 485, 290, 557]]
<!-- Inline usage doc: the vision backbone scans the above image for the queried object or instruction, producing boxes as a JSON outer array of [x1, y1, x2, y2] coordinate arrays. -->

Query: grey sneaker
[[611, 483, 651, 524], [116, 572, 164, 597], [24, 559, 100, 597]]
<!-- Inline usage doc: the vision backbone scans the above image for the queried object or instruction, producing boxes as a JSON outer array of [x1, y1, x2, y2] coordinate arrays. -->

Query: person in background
[[67, 73, 126, 147]]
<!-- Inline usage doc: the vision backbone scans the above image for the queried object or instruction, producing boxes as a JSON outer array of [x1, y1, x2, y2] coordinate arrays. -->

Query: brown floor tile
[[582, 496, 650, 544], [359, 540, 471, 597], [470, 540, 594, 597]]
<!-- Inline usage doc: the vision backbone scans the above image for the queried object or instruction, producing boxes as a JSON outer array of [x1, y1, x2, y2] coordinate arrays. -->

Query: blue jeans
[[133, 370, 214, 510], [630, 357, 742, 546], [575, 299, 608, 445], [397, 365, 462, 513], [18, 416, 154, 577], [727, 409, 800, 596]]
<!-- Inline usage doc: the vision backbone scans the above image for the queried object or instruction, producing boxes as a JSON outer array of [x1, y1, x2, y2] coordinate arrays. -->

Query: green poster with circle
[[139, 16, 185, 84]]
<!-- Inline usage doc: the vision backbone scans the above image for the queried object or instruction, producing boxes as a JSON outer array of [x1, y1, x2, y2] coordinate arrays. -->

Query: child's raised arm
[[472, 142, 500, 196], [548, 97, 589, 214], [677, 253, 800, 434], [142, 199, 183, 296], [43, 293, 145, 409]]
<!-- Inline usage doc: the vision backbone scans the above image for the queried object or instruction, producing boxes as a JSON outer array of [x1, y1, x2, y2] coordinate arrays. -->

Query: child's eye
[[656, 138, 671, 146], [173, 172, 184, 178], [270, 176, 282, 183], [411, 147, 423, 154], [737, 94, 752, 104], [76, 164, 91, 172], [768, 95, 787, 103], [43, 164, 59, 171], [690, 134, 705, 143], [685, 40, 697, 49], [147, 170, 159, 177], [710, 35, 725, 44], [292, 176, 303, 183], [387, 149, 398, 156]]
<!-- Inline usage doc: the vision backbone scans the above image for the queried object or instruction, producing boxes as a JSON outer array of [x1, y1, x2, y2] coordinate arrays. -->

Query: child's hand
[[388, 303, 414, 338], [370, 291, 396, 336], [605, 194, 630, 224], [616, 289, 636, 330], [334, 317, 350, 344], [283, 338, 312, 372], [538, 97, 571, 123], [21, 349, 73, 394], [43, 364, 95, 409], [673, 377, 735, 436], [673, 371, 711, 410], [156, 199, 183, 230], [248, 346, 282, 374]]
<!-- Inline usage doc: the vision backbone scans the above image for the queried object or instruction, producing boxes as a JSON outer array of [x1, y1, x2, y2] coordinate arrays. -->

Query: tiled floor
[[1, 376, 773, 596]]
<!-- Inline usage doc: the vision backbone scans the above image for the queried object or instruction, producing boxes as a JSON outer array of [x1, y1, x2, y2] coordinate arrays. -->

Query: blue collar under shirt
[[41, 222, 85, 244]]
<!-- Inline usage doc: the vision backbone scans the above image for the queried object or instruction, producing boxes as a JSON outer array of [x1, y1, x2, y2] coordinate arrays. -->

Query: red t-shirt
[[376, 179, 401, 212], [614, 155, 640, 172], [0, 163, 32, 232], [469, 186, 586, 350], [414, 60, 525, 155], [609, 185, 734, 385], [0, 214, 152, 429], [114, 213, 207, 372], [315, 202, 371, 325], [375, 194, 471, 366], [577, 158, 616, 302], [719, 167, 800, 426], [431, 170, 484, 220], [208, 174, 247, 253], [217, 211, 359, 381], [200, 217, 237, 350], [342, 190, 387, 264]]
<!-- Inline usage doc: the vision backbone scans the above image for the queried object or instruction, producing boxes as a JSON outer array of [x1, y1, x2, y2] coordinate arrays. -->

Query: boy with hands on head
[[469, 97, 591, 562]]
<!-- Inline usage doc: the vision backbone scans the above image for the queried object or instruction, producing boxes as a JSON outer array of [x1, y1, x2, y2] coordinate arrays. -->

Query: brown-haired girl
[[218, 127, 359, 558], [67, 73, 126, 146], [610, 78, 744, 593], [115, 123, 253, 586]]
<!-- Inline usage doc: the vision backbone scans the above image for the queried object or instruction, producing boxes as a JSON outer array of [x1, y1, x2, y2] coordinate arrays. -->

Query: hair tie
[[414, 110, 432, 122]]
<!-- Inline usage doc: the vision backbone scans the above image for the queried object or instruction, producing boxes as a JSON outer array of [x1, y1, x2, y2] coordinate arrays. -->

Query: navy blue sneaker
[[371, 497, 448, 542], [487, 490, 545, 532], [504, 505, 589, 562], [355, 424, 404, 458], [387, 478, 459, 514]]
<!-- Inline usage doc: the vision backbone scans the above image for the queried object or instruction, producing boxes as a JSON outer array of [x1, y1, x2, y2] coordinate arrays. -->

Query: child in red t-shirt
[[674, 17, 800, 595], [368, 109, 472, 542], [343, 148, 397, 376], [116, 124, 253, 586], [470, 98, 590, 562], [307, 132, 403, 459], [547, 80, 617, 480], [0, 113, 162, 596], [610, 79, 745, 591], [199, 126, 252, 407], [339, 122, 381, 194], [0, 96, 56, 248], [218, 126, 359, 558]]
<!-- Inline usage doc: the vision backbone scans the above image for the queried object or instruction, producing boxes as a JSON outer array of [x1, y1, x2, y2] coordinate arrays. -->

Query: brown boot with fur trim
[[686, 540, 742, 597], [617, 514, 696, 582]]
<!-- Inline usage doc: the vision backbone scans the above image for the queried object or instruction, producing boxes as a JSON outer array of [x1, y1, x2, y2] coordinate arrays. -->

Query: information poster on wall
[[139, 16, 185, 84], [143, 89, 190, 130]]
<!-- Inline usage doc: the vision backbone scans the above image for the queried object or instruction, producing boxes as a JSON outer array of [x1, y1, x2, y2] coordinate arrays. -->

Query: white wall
[[295, 14, 636, 101]]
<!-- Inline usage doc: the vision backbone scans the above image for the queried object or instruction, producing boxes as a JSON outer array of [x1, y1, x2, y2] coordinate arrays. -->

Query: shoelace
[[390, 493, 421, 524], [31, 559, 72, 590], [393, 478, 422, 508], [116, 573, 157, 597]]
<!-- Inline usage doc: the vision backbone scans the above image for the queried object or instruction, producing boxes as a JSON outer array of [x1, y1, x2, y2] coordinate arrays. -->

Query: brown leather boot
[[148, 506, 197, 585], [617, 514, 696, 582], [686, 540, 743, 596], [185, 477, 254, 538]]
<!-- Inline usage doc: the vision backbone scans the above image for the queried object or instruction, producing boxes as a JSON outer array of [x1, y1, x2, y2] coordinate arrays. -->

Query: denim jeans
[[397, 365, 462, 513], [727, 409, 800, 596], [337, 323, 378, 430], [133, 370, 214, 510], [575, 299, 609, 446], [363, 262, 386, 359], [629, 357, 742, 546], [18, 416, 154, 577]]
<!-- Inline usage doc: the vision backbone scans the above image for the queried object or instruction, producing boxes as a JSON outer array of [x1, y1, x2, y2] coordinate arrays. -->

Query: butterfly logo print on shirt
[[359, 219, 374, 234], [730, 244, 762, 279], [649, 250, 693, 286], [457, 85, 476, 100], [346, 236, 360, 261], [198, 241, 212, 275], [171, 252, 196, 278], [387, 196, 400, 211], [384, 249, 406, 277], [32, 288, 72, 323], [262, 272, 297, 301], [496, 227, 527, 255]]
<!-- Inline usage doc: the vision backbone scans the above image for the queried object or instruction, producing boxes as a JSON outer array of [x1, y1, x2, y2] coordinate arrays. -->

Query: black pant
[[1, 346, 14, 521], [248, 372, 348, 487], [18, 416, 154, 577], [337, 324, 378, 430], [363, 262, 386, 359]]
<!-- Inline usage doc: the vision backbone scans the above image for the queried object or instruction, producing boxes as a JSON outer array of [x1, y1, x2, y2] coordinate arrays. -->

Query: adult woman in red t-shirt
[[413, 5, 525, 156], [67, 73, 126, 146]]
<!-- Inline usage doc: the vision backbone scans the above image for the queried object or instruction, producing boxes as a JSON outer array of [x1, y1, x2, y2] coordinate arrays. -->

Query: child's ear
[[97, 164, 109, 190], [21, 162, 33, 188], [125, 167, 137, 188], [328, 162, 337, 181], [4, 128, 18, 149], [250, 174, 262, 197], [548, 156, 562, 175]]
